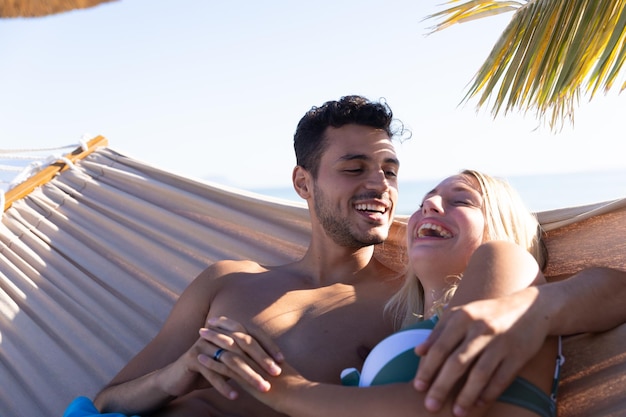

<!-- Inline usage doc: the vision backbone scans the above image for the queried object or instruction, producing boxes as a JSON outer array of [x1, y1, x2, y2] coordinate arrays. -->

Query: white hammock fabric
[[0, 147, 624, 417]]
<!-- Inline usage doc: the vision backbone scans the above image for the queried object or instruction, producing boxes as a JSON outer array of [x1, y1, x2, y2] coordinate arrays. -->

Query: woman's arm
[[228, 355, 541, 417], [230, 360, 453, 417]]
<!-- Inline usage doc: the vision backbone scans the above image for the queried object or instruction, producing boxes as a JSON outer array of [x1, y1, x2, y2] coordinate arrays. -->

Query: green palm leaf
[[426, 0, 626, 130]]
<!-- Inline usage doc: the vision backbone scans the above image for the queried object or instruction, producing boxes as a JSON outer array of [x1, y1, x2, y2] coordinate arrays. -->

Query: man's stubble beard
[[312, 182, 388, 248]]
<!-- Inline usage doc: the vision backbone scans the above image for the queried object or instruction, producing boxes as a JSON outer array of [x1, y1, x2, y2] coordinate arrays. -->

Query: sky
[[1, 0, 624, 203]]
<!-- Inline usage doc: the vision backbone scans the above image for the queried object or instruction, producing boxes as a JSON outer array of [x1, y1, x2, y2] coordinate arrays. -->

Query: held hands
[[197, 316, 312, 413], [195, 316, 284, 399], [413, 290, 550, 416]]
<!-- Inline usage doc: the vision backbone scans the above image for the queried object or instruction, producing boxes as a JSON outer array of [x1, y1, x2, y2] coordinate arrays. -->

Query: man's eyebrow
[[339, 154, 369, 162], [339, 154, 400, 166], [386, 157, 400, 166]]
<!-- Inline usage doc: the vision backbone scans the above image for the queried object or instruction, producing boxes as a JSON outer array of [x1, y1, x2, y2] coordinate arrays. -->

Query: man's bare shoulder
[[176, 260, 271, 302], [195, 259, 272, 282]]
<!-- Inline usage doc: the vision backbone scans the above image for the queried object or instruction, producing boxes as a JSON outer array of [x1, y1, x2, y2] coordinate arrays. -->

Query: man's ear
[[293, 166, 312, 199]]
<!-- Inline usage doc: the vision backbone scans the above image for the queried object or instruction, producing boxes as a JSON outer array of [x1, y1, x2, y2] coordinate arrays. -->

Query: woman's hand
[[196, 316, 284, 397]]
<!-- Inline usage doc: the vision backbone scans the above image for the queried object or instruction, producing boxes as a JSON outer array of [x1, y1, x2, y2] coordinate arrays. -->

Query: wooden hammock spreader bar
[[2, 135, 109, 212]]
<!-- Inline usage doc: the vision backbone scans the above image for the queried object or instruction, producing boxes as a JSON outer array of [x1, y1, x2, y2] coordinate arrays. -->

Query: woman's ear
[[293, 166, 312, 199]]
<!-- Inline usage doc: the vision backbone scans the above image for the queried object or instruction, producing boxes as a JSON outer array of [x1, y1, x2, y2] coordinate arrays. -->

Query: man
[[88, 95, 626, 417], [92, 95, 405, 416]]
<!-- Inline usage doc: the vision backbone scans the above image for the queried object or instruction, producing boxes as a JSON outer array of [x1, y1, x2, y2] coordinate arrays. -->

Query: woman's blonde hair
[[385, 169, 546, 329]]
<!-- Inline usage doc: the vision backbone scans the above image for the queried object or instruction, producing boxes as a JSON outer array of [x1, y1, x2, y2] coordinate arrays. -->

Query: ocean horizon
[[250, 169, 626, 215]]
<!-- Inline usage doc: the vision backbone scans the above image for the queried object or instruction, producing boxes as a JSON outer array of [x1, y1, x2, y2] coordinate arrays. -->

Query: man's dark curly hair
[[293, 95, 404, 178]]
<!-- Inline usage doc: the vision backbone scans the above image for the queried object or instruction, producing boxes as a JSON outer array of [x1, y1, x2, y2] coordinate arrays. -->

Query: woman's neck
[[420, 274, 461, 318]]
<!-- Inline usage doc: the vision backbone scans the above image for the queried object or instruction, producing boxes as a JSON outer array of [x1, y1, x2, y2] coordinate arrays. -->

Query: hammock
[[1, 138, 624, 417]]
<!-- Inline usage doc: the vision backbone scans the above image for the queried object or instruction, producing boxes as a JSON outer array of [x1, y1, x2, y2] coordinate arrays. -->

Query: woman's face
[[406, 174, 486, 280]]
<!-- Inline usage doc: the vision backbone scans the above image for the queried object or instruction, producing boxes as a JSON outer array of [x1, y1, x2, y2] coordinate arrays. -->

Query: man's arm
[[414, 266, 626, 415], [541, 267, 626, 335], [92, 261, 240, 414]]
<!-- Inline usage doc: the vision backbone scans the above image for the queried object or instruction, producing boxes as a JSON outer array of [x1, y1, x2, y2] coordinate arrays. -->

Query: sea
[[250, 169, 626, 215]]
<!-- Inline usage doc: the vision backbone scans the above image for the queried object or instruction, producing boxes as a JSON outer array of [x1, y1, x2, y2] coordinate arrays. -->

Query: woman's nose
[[422, 196, 443, 214]]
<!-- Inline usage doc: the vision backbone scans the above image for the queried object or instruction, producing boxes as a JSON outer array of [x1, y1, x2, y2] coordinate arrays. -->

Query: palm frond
[[427, 0, 626, 130]]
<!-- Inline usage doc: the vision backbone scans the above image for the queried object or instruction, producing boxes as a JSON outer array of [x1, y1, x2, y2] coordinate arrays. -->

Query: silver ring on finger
[[213, 348, 225, 362]]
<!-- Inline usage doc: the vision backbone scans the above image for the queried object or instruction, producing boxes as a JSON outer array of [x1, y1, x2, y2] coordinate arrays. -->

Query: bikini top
[[340, 315, 438, 387], [340, 315, 563, 417]]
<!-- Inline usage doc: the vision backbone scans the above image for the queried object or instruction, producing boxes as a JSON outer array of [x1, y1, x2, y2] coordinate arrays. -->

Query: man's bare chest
[[209, 280, 395, 381]]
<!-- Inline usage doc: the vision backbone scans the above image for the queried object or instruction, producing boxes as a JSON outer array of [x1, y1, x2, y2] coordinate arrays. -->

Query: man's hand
[[154, 331, 241, 400], [413, 288, 550, 416]]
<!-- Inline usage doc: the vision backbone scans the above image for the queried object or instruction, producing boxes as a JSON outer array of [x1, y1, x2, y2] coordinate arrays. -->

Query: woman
[[203, 169, 561, 417]]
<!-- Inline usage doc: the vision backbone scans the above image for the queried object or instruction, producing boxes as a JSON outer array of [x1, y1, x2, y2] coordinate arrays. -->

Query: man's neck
[[298, 242, 380, 286]]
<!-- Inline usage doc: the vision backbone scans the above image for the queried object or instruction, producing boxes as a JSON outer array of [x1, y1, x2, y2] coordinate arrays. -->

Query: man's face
[[311, 124, 399, 247]]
